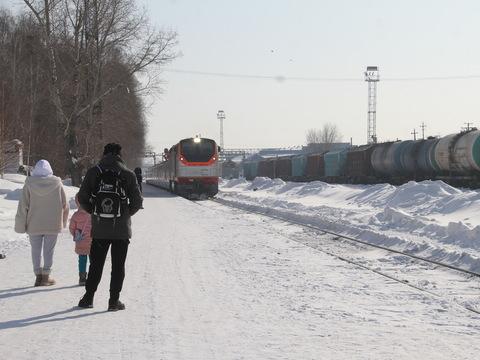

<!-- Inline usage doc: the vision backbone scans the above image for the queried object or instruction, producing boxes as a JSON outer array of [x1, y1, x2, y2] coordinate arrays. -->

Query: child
[[69, 194, 92, 286]]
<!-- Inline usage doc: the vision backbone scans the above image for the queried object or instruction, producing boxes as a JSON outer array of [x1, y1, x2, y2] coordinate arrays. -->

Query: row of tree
[[0, 0, 177, 185]]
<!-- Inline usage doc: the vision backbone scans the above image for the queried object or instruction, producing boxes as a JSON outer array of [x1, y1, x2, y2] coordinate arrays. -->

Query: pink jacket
[[69, 209, 92, 255]]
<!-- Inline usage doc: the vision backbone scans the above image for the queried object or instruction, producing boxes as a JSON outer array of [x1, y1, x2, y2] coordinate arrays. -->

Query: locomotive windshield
[[180, 138, 216, 162]]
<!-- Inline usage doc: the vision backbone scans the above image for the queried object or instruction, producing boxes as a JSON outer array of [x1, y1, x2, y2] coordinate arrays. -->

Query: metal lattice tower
[[217, 110, 225, 150], [364, 66, 379, 144]]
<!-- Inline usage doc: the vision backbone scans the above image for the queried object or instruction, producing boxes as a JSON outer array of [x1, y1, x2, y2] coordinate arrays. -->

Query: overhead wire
[[165, 68, 480, 82]]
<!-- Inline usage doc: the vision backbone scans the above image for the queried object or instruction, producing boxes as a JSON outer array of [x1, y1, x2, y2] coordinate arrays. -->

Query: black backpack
[[92, 165, 127, 218]]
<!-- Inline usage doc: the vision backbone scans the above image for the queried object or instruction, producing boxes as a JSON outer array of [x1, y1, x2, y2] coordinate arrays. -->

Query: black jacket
[[78, 154, 143, 239]]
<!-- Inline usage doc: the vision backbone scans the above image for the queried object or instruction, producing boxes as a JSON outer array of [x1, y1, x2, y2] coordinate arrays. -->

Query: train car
[[345, 144, 376, 182], [416, 137, 441, 175], [399, 140, 424, 176], [371, 142, 394, 177], [222, 130, 480, 189], [242, 161, 259, 180], [257, 158, 276, 178], [291, 155, 307, 178], [324, 149, 348, 178], [242, 154, 263, 180], [146, 137, 220, 197], [221, 159, 240, 179], [452, 130, 480, 172], [276, 156, 293, 179], [435, 130, 480, 174], [305, 153, 326, 179]]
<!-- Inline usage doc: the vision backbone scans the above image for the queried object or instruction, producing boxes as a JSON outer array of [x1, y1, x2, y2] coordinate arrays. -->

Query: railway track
[[203, 197, 480, 316]]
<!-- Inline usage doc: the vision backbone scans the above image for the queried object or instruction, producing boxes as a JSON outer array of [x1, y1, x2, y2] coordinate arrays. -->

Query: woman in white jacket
[[15, 160, 69, 286]]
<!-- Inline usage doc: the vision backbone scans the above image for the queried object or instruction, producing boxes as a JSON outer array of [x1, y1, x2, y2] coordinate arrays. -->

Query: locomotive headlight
[[193, 137, 201, 143]]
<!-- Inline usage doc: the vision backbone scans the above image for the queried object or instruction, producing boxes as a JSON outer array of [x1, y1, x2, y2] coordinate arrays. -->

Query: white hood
[[31, 160, 53, 177]]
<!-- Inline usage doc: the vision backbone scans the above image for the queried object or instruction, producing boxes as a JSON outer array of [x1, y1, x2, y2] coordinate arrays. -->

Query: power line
[[165, 69, 360, 82], [383, 75, 480, 81], [164, 68, 480, 82]]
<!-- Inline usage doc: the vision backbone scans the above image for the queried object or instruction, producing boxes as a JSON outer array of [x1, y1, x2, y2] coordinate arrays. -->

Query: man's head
[[103, 143, 122, 156]]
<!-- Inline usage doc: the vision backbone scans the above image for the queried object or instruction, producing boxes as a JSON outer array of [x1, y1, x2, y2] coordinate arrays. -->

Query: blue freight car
[[324, 149, 348, 177]]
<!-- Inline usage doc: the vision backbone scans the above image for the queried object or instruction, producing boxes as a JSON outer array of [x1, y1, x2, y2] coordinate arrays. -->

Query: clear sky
[[4, 0, 480, 152]]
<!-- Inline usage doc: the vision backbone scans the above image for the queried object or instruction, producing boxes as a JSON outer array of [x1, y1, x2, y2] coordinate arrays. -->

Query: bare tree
[[306, 123, 342, 144], [22, 0, 178, 185], [320, 123, 342, 144], [306, 128, 321, 144], [305, 123, 343, 152]]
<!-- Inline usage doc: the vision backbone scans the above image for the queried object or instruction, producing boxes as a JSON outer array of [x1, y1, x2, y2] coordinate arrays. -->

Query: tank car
[[416, 138, 440, 175], [435, 130, 480, 173]]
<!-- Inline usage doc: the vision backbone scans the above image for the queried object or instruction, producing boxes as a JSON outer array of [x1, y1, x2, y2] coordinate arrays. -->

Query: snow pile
[[0, 175, 78, 255], [219, 178, 480, 272], [219, 177, 248, 188]]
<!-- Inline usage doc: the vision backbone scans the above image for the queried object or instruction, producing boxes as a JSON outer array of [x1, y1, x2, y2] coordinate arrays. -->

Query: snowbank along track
[[199, 197, 480, 316]]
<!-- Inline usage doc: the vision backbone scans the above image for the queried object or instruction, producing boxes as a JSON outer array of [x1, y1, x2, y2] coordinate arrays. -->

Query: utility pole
[[420, 122, 426, 140], [217, 110, 225, 150], [411, 129, 417, 141], [464, 122, 473, 131], [144, 151, 157, 165], [364, 66, 379, 144]]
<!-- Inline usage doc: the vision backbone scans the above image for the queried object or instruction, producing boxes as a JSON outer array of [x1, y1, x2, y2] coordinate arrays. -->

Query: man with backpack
[[77, 143, 143, 311]]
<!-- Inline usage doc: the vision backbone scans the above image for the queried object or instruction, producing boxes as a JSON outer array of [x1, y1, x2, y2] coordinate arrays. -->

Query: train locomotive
[[243, 129, 480, 188], [146, 137, 220, 197]]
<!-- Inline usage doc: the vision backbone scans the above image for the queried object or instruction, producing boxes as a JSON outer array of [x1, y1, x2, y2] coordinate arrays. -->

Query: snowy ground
[[1, 178, 480, 359], [219, 178, 480, 273]]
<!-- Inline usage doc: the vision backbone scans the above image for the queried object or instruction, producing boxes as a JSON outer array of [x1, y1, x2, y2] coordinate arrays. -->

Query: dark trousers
[[85, 238, 129, 301]]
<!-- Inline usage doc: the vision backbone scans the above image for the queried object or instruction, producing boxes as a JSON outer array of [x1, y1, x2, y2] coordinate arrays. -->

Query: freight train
[[243, 129, 480, 188], [146, 137, 220, 197]]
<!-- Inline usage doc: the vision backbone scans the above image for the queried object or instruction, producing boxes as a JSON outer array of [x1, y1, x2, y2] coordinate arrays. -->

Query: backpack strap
[[92, 165, 103, 197]]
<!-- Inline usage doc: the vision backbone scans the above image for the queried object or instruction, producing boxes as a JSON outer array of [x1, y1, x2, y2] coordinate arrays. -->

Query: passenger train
[[243, 129, 480, 188], [146, 137, 220, 197]]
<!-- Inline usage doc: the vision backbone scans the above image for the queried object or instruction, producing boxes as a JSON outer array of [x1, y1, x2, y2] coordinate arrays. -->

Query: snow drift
[[219, 177, 480, 272]]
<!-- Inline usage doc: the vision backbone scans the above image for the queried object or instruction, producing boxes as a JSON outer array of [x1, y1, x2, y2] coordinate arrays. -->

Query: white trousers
[[29, 234, 58, 275]]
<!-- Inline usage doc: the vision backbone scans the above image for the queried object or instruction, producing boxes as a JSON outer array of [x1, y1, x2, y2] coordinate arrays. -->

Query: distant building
[[258, 147, 304, 157], [302, 142, 350, 154]]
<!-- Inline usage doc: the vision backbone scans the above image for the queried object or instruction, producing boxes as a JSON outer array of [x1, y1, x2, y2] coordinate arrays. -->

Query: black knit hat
[[103, 143, 122, 156]]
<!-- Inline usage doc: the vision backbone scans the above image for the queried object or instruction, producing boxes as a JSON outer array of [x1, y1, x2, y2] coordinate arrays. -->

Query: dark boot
[[108, 299, 125, 312], [78, 272, 87, 286], [34, 274, 42, 287], [78, 292, 94, 308]]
